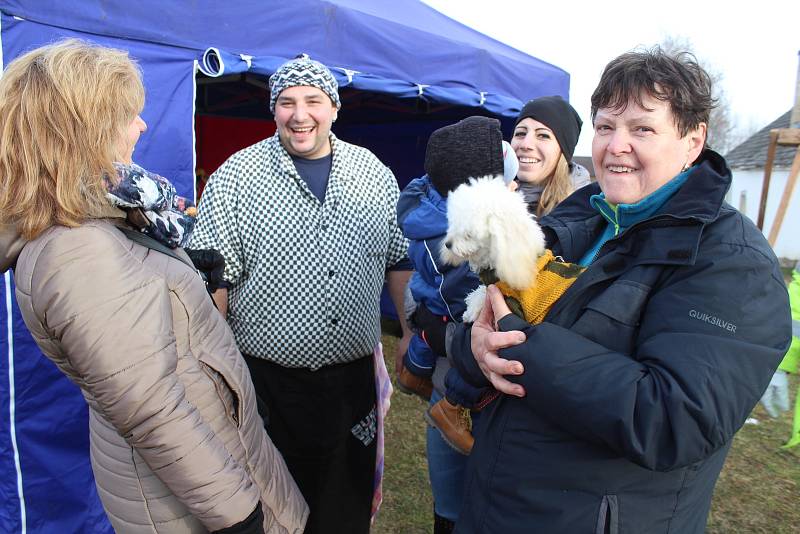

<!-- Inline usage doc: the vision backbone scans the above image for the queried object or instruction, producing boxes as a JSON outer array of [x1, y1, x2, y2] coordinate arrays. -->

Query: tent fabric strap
[[197, 47, 521, 118]]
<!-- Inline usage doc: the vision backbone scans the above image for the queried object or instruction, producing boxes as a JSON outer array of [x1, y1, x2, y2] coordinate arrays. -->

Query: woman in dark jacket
[[452, 47, 791, 534]]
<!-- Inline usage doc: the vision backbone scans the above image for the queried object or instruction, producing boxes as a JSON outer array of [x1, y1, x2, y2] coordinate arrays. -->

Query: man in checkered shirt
[[189, 55, 412, 534]]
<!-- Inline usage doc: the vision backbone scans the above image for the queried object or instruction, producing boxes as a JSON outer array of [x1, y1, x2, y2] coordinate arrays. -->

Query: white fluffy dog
[[441, 176, 546, 323]]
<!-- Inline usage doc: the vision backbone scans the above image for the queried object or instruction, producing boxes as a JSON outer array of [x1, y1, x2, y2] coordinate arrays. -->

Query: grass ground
[[372, 334, 800, 533]]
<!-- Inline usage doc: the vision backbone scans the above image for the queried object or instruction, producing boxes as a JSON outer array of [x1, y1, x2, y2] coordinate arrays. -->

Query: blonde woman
[[511, 95, 588, 216], [0, 40, 307, 534]]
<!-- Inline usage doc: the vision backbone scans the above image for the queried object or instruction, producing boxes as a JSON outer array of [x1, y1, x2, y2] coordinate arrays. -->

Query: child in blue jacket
[[396, 116, 517, 454]]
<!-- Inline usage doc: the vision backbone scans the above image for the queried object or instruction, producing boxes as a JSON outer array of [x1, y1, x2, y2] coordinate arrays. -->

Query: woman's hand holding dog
[[471, 285, 527, 397]]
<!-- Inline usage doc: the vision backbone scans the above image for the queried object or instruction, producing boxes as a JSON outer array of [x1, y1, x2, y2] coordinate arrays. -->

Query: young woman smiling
[[511, 95, 587, 216]]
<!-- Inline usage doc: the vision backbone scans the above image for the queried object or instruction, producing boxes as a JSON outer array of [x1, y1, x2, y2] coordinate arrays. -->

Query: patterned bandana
[[268, 54, 341, 113], [106, 163, 196, 248]]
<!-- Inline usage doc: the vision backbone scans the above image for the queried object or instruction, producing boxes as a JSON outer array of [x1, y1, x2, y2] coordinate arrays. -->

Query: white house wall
[[728, 169, 799, 260]]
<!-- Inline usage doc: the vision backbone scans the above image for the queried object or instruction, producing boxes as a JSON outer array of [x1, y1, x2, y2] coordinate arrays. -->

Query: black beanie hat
[[425, 116, 504, 196], [514, 96, 582, 162]]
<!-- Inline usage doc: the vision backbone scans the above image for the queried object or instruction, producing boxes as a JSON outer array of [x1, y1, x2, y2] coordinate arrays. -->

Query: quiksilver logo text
[[689, 309, 736, 333]]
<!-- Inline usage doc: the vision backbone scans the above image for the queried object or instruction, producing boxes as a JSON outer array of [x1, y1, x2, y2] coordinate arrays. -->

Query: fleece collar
[[588, 167, 692, 236]]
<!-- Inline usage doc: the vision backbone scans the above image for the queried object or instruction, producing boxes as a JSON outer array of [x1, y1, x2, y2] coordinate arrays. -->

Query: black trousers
[[244, 355, 377, 534]]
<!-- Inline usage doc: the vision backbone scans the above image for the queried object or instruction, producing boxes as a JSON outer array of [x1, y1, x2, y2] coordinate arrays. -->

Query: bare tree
[[658, 36, 741, 155]]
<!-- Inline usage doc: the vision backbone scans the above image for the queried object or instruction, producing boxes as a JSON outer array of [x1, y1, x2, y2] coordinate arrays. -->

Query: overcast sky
[[424, 0, 800, 157]]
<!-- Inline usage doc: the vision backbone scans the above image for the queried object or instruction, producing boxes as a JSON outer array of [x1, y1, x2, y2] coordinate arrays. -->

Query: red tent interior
[[195, 115, 276, 197]]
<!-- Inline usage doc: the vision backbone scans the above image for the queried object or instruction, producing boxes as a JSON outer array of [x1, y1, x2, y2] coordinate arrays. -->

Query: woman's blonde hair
[[0, 39, 144, 239], [536, 154, 573, 217]]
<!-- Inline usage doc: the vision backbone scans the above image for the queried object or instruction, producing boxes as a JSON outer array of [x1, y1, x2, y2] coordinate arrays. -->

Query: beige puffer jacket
[[10, 215, 308, 534]]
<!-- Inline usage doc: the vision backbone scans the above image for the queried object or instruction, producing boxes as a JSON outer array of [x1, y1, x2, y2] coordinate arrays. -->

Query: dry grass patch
[[373, 334, 432, 533]]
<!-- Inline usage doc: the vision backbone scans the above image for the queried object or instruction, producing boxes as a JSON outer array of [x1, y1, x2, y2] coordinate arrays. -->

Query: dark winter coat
[[452, 150, 791, 534]]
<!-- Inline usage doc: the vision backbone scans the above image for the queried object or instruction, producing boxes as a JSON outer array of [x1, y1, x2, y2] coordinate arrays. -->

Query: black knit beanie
[[425, 116, 504, 196], [514, 96, 582, 162]]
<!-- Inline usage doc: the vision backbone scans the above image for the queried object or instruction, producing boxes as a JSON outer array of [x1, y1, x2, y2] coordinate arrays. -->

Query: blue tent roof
[[0, 0, 568, 118]]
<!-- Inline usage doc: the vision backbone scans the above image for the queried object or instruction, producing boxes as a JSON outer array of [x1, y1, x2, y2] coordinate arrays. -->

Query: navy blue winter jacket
[[452, 150, 791, 534], [397, 175, 480, 321]]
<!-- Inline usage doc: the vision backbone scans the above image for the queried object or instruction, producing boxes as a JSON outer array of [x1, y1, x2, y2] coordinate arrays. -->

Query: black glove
[[211, 503, 264, 534], [412, 303, 448, 356], [184, 248, 227, 293]]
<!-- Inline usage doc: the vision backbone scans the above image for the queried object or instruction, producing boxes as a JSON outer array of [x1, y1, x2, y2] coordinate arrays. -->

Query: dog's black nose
[[444, 241, 452, 249]]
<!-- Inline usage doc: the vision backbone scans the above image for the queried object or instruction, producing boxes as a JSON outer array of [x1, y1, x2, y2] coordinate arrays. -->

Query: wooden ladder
[[757, 128, 800, 246]]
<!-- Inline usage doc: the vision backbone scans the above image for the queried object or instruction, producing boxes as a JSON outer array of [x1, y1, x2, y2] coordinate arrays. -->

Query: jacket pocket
[[199, 361, 241, 427], [584, 280, 650, 325], [595, 494, 619, 534], [572, 280, 651, 354]]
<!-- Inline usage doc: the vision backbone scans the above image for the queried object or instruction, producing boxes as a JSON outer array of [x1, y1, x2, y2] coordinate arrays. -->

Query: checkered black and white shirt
[[189, 133, 408, 369]]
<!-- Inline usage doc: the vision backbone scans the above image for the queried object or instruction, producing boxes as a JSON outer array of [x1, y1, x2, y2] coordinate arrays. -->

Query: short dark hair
[[590, 46, 715, 137]]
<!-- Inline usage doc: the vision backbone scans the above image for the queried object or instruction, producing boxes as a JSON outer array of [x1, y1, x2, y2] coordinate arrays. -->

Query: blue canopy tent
[[0, 1, 570, 532]]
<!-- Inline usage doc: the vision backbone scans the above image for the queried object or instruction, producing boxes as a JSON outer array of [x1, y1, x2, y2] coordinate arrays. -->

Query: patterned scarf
[[106, 163, 196, 248]]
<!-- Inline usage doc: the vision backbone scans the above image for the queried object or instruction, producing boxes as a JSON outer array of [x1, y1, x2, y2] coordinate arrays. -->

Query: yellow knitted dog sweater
[[494, 249, 585, 324]]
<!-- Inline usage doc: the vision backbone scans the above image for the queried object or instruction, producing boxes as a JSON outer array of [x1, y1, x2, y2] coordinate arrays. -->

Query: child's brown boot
[[397, 364, 433, 401], [425, 397, 474, 455]]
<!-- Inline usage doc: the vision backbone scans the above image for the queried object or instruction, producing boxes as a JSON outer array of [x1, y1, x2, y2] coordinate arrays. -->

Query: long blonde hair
[[0, 39, 145, 239], [536, 154, 573, 217]]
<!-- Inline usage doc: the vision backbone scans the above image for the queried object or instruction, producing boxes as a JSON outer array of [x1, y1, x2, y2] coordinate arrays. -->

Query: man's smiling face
[[274, 85, 338, 159]]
